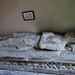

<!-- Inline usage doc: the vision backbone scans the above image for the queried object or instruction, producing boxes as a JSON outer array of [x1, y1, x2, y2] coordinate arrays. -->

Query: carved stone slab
[[39, 32, 67, 51]]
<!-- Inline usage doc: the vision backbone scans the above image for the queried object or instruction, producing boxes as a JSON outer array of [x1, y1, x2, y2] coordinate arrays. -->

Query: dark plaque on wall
[[22, 11, 35, 21]]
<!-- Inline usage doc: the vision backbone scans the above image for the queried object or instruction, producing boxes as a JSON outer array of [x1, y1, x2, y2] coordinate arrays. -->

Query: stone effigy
[[0, 32, 75, 51], [66, 43, 75, 51], [0, 32, 75, 58]]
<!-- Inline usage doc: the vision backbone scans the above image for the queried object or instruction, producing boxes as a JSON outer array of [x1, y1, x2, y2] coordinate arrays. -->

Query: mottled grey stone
[[13, 32, 26, 38], [0, 70, 51, 75], [66, 43, 75, 51], [39, 32, 67, 51], [0, 33, 40, 50]]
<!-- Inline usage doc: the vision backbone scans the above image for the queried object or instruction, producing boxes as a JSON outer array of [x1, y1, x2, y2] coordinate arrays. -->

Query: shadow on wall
[[0, 0, 75, 35], [36, 18, 75, 35], [35, 0, 75, 35]]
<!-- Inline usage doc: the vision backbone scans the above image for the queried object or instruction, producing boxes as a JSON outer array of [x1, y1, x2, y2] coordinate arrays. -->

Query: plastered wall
[[0, 0, 75, 35]]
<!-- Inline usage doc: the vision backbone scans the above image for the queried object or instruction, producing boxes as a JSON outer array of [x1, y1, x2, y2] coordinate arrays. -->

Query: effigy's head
[[23, 33, 40, 47]]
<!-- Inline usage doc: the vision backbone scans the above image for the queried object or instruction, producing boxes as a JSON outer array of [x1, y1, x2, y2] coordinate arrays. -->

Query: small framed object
[[22, 11, 35, 21]]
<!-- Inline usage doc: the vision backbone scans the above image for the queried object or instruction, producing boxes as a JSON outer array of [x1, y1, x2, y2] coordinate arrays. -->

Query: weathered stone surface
[[60, 50, 75, 60], [1, 32, 75, 52], [0, 70, 51, 75], [39, 32, 68, 51], [0, 35, 12, 41], [0, 33, 40, 50], [13, 32, 26, 38], [66, 43, 75, 51], [24, 33, 40, 46]]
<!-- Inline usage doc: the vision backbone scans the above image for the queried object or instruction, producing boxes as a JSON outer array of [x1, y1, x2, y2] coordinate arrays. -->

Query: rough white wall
[[0, 0, 75, 35]]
